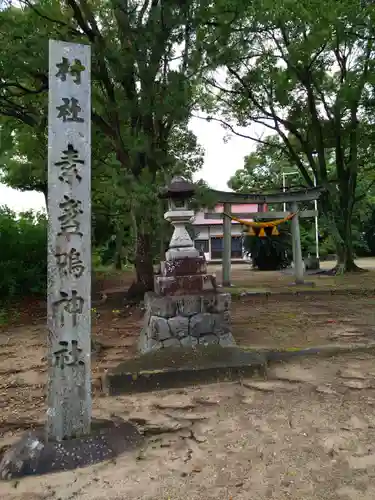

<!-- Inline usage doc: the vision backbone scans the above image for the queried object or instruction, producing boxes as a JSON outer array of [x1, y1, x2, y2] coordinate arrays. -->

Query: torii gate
[[205, 187, 323, 286]]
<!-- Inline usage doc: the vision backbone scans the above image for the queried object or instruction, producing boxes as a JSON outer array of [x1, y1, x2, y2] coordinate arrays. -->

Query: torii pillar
[[291, 201, 304, 284], [222, 202, 232, 287]]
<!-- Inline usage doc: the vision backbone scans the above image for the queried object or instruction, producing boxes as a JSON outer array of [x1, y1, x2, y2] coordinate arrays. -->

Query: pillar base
[[141, 254, 236, 353], [305, 256, 320, 271], [0, 419, 142, 480], [139, 292, 235, 353]]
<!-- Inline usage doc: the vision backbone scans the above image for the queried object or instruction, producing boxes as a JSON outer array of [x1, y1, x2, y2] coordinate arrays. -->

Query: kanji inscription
[[54, 144, 84, 183], [53, 290, 84, 327], [52, 340, 84, 368], [56, 57, 85, 85], [56, 97, 84, 123], [55, 248, 85, 278], [58, 195, 83, 236]]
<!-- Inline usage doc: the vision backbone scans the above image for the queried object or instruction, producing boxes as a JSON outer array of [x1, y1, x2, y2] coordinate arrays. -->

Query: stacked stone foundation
[[139, 292, 236, 353]]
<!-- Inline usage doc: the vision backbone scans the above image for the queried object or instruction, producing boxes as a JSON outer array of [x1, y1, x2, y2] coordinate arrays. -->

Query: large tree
[[229, 134, 375, 260], [198, 0, 375, 272], [0, 0, 206, 290]]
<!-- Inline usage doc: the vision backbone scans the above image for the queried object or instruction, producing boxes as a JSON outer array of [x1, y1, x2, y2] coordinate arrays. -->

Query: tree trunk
[[333, 211, 364, 273], [126, 230, 154, 303], [114, 253, 122, 270], [114, 225, 124, 270], [321, 191, 363, 275], [43, 190, 48, 212], [334, 229, 359, 273], [135, 231, 154, 291]]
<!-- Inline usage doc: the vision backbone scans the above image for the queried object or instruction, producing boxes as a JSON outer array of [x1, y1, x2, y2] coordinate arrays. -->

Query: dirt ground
[[233, 294, 375, 347], [1, 267, 375, 499], [94, 261, 375, 293], [2, 354, 375, 499]]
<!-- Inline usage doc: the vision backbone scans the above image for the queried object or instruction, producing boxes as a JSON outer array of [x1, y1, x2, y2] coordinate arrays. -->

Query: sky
[[0, 116, 265, 213]]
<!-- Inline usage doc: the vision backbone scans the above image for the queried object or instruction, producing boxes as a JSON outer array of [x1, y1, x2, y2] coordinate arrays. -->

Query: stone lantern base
[[139, 256, 236, 353]]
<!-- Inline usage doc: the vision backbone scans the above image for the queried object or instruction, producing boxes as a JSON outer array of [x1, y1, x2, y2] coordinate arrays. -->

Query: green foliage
[[6, 0, 375, 279], [198, 0, 375, 270], [0, 0, 207, 286], [299, 225, 316, 256], [190, 179, 218, 210], [244, 226, 291, 270], [0, 207, 47, 299], [227, 127, 375, 261], [0, 308, 10, 326]]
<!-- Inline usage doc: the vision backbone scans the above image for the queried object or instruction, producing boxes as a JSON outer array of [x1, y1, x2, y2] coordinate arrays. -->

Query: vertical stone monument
[[139, 177, 236, 352], [0, 41, 142, 480], [47, 40, 92, 441]]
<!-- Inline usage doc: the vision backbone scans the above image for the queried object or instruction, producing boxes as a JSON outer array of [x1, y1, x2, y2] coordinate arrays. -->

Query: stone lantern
[[138, 176, 236, 353], [159, 176, 199, 260]]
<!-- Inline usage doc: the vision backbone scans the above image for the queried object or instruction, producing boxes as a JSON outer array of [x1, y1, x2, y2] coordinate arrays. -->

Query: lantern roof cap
[[159, 176, 196, 199]]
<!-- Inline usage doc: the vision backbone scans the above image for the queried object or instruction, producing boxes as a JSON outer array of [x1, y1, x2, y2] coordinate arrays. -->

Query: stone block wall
[[139, 292, 236, 353]]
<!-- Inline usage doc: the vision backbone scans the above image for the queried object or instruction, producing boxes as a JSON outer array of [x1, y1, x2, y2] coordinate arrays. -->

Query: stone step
[[102, 345, 267, 395]]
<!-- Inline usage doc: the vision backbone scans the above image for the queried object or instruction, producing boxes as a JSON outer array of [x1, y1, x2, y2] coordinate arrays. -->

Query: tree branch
[[137, 0, 150, 26], [355, 178, 375, 202], [21, 0, 80, 35], [65, 0, 96, 41], [1, 81, 47, 95], [192, 114, 290, 153]]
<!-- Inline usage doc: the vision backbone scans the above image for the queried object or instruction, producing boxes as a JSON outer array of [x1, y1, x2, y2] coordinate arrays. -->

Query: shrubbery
[[244, 226, 291, 271], [0, 207, 47, 299], [245, 218, 365, 271]]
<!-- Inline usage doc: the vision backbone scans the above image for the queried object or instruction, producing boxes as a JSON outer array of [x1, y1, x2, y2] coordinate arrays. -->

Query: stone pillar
[[291, 201, 304, 284], [222, 202, 232, 287], [47, 40, 91, 441]]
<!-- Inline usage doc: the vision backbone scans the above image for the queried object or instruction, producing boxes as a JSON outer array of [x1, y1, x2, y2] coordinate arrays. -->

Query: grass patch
[[0, 305, 21, 327], [223, 286, 271, 297], [0, 308, 9, 326], [94, 264, 134, 275]]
